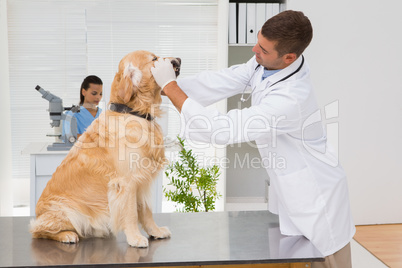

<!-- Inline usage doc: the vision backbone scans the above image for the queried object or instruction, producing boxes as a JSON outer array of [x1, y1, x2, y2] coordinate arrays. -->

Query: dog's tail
[[30, 208, 111, 242], [29, 210, 77, 241]]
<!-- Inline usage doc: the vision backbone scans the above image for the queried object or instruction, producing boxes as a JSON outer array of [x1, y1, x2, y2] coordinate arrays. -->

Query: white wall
[[0, 0, 13, 216], [287, 0, 402, 224]]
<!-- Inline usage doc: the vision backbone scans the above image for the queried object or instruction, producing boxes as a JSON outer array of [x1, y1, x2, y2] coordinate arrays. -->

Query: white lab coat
[[177, 55, 355, 256]]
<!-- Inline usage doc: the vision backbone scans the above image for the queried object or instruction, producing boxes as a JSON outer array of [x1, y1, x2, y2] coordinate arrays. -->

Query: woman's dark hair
[[79, 75, 103, 105], [261, 10, 313, 57]]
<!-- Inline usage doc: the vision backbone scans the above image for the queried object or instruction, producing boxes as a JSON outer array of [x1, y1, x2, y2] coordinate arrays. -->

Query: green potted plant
[[164, 137, 221, 212]]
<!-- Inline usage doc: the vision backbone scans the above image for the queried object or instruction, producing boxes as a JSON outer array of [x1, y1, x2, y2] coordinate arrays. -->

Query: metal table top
[[0, 210, 323, 267]]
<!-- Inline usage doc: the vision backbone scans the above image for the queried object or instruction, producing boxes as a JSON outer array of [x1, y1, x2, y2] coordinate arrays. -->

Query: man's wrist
[[162, 81, 188, 112], [161, 79, 176, 91], [162, 80, 178, 95]]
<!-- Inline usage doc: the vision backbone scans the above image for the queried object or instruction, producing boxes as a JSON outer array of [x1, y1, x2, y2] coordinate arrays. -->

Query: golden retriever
[[30, 50, 180, 248]]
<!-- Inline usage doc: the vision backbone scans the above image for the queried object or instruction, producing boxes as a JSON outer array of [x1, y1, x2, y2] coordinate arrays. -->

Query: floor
[[225, 202, 389, 268], [354, 224, 402, 268], [13, 204, 392, 268]]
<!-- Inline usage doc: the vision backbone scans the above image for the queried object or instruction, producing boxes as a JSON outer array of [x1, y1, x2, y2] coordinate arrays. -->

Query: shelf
[[229, 43, 256, 47], [229, 0, 285, 3]]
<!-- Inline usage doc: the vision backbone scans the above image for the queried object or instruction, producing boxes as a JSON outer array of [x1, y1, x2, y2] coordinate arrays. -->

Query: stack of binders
[[229, 2, 286, 45]]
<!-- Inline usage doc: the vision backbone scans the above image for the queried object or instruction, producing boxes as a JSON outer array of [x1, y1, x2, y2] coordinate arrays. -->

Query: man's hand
[[151, 58, 176, 90]]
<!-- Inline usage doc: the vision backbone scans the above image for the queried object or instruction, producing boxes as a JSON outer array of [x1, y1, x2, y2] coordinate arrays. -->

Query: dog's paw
[[127, 235, 149, 248], [57, 231, 79, 244], [149, 226, 171, 239]]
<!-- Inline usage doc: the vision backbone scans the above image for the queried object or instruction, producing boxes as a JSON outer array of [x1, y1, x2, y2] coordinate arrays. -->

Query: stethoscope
[[240, 55, 305, 102]]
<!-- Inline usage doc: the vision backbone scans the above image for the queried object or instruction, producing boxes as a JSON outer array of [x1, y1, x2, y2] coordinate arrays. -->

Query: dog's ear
[[118, 62, 143, 103]]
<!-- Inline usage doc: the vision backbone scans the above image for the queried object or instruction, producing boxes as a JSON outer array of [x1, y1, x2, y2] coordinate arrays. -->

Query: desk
[[22, 143, 68, 216], [0, 211, 324, 267], [22, 142, 163, 216]]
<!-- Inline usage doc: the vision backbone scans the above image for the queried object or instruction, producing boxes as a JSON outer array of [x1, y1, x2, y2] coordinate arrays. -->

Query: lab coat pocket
[[276, 167, 325, 215]]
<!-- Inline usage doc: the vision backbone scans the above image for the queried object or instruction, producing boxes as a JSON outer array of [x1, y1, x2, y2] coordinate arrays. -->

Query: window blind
[[7, 0, 221, 183]]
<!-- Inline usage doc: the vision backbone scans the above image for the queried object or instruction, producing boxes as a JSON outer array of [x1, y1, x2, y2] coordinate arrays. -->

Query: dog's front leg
[[124, 182, 149, 247], [108, 179, 149, 247], [138, 200, 171, 240]]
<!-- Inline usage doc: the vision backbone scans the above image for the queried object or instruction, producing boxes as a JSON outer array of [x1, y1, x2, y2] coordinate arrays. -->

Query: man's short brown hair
[[261, 10, 313, 57]]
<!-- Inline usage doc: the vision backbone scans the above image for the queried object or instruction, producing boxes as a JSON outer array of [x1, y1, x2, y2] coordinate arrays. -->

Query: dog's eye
[[152, 57, 157, 61]]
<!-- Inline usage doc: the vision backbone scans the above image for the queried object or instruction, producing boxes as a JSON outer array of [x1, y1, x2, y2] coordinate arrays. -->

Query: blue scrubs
[[62, 106, 102, 136]]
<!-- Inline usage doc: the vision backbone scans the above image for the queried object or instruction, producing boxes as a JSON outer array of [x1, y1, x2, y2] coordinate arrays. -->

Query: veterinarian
[[63, 75, 103, 138], [151, 10, 354, 268]]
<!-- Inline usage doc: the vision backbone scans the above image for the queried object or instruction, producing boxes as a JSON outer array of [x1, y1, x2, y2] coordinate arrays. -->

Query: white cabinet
[[23, 143, 67, 216]]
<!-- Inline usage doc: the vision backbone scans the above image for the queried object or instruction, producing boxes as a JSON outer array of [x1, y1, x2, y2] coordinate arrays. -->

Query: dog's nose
[[171, 58, 181, 67], [171, 58, 181, 77]]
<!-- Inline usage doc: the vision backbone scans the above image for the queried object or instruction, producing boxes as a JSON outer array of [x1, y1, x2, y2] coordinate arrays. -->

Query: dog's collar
[[109, 103, 153, 121]]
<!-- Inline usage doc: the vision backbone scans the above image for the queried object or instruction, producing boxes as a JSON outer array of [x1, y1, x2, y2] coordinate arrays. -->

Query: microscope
[[35, 85, 80, 151]]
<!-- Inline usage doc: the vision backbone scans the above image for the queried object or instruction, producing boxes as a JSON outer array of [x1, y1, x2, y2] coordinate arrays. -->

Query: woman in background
[[63, 75, 103, 139]]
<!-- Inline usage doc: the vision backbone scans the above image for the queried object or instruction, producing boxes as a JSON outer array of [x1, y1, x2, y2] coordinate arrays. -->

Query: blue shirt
[[262, 68, 281, 81], [62, 106, 102, 136]]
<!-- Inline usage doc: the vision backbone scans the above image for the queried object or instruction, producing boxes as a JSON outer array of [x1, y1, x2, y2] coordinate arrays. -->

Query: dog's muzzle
[[171, 58, 181, 77]]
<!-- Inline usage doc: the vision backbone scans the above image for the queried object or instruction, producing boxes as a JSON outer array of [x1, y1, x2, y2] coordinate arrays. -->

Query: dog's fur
[[30, 50, 178, 247]]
